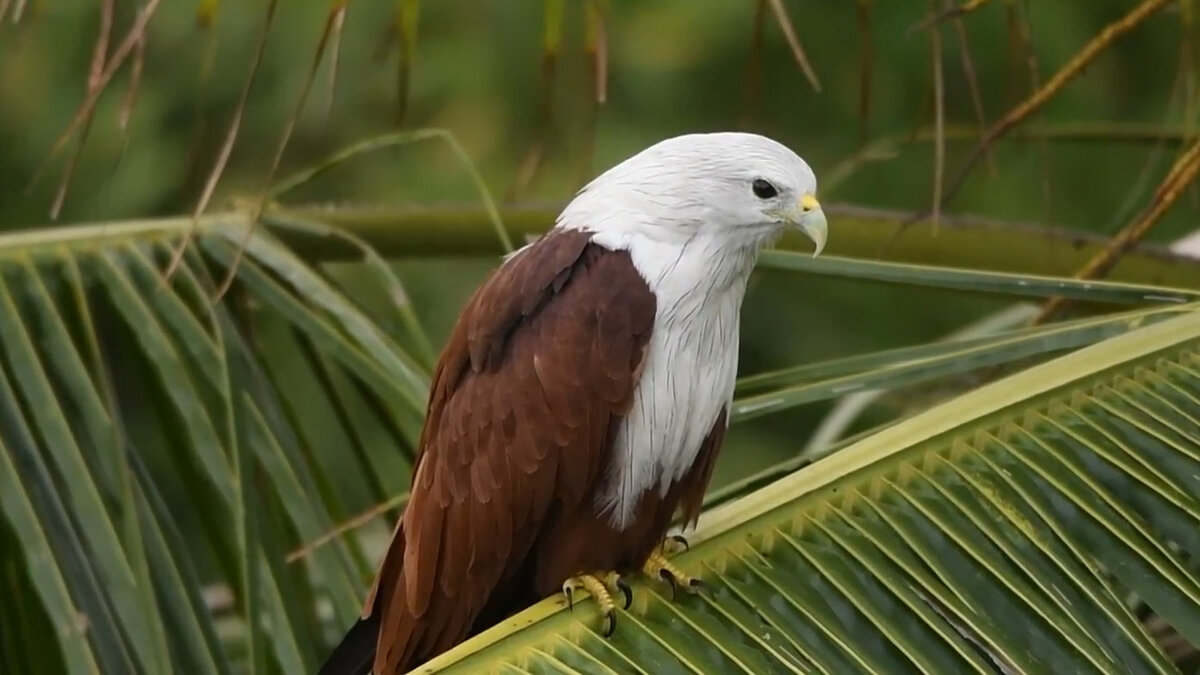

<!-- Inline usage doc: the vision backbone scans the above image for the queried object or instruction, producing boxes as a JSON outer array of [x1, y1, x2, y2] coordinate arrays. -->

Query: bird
[[318, 132, 828, 675]]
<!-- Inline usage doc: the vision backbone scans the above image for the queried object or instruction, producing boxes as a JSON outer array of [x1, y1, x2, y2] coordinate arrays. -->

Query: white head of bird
[[552, 132, 828, 526], [556, 131, 827, 255]]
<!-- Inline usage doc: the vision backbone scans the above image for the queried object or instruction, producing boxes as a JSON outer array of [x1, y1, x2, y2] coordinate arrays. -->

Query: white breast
[[588, 231, 757, 530]]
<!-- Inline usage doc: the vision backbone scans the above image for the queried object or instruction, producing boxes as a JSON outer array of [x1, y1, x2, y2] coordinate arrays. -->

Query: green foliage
[[0, 216, 426, 673], [3, 1, 1200, 673], [425, 307, 1200, 674], [0, 209, 1192, 673]]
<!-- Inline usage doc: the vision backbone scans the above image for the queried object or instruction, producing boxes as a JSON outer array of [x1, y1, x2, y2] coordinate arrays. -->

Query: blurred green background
[[0, 0, 1194, 502]]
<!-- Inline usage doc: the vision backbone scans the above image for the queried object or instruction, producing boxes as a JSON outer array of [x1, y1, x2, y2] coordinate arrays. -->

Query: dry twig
[[949, 6, 992, 175], [587, 0, 609, 103], [1034, 137, 1200, 324], [287, 491, 410, 563], [163, 0, 278, 283], [909, 0, 993, 34], [8, 0, 26, 24], [929, 0, 946, 234], [507, 0, 563, 199], [211, 1, 345, 301], [937, 0, 1174, 213], [856, 0, 874, 141], [119, 32, 146, 132], [394, 0, 421, 125], [323, 2, 348, 123], [574, 0, 609, 189], [766, 0, 822, 91], [50, 0, 115, 220], [740, 0, 769, 128], [27, 0, 162, 195]]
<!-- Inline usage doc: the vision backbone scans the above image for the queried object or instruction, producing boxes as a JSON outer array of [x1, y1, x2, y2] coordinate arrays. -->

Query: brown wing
[[519, 406, 728, 602], [368, 229, 656, 674]]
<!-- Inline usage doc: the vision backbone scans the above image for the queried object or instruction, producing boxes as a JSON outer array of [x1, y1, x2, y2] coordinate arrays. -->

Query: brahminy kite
[[319, 132, 828, 674]]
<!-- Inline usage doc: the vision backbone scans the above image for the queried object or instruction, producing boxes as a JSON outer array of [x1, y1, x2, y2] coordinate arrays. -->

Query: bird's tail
[[318, 513, 522, 673], [318, 519, 418, 675], [317, 615, 380, 675], [318, 520, 403, 675]]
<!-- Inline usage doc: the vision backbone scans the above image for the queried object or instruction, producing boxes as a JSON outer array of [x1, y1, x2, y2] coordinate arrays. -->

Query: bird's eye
[[752, 179, 778, 199]]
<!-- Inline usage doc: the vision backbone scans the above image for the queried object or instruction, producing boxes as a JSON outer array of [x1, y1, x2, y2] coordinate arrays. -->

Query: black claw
[[669, 534, 690, 551], [659, 568, 678, 601], [565, 588, 575, 612], [602, 610, 617, 638], [615, 577, 633, 609]]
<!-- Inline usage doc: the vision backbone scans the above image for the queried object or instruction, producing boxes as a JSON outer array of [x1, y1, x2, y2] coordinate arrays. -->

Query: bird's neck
[[583, 228, 755, 529], [585, 228, 760, 308]]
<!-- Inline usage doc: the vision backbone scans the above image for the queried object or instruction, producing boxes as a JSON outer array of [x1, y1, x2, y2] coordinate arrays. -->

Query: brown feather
[[528, 409, 728, 595], [366, 229, 660, 674], [328, 230, 734, 675]]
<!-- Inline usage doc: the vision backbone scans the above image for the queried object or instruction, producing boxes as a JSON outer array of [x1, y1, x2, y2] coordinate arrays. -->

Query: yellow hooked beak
[[793, 193, 827, 257]]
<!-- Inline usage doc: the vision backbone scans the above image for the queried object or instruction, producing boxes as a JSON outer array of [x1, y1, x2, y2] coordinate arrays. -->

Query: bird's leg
[[643, 538, 703, 600], [561, 571, 631, 637]]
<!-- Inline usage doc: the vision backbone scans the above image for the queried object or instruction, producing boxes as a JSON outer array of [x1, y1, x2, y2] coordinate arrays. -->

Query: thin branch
[[26, 0, 162, 194], [88, 0, 114, 90], [211, 1, 344, 302], [195, 0, 218, 28], [823, 122, 1200, 199], [856, 0, 874, 141], [1015, 0, 1053, 228], [935, 0, 1174, 214], [909, 0, 993, 34], [286, 491, 410, 564], [586, 0, 609, 103], [1182, 0, 1200, 147], [322, 2, 348, 123], [507, 0, 563, 199], [50, 137, 89, 221], [766, 0, 821, 91], [1178, 1, 1200, 212], [1034, 137, 1200, 323], [1105, 40, 1189, 231], [394, 0, 421, 126], [929, 1, 946, 234], [739, 0, 768, 129], [949, 6, 993, 175], [50, 0, 115, 220], [575, 0, 610, 190], [162, 0, 278, 283], [269, 128, 513, 253], [118, 32, 146, 132]]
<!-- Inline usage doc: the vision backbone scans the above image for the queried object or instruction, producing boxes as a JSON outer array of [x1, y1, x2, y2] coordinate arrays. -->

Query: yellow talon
[[643, 550, 703, 599], [561, 571, 631, 637]]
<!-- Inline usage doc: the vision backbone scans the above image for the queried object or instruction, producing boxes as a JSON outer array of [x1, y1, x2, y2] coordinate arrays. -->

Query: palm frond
[[0, 214, 425, 673], [3, 207, 1199, 673], [424, 307, 1200, 674]]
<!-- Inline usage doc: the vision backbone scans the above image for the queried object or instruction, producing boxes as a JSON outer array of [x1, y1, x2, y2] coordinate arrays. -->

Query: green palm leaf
[[421, 306, 1200, 674], [0, 214, 426, 674], [4, 205, 1200, 674]]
